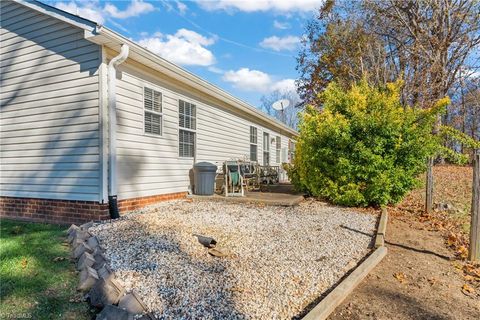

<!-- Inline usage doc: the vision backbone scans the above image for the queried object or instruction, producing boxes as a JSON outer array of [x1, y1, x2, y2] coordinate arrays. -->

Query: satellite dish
[[272, 99, 290, 111]]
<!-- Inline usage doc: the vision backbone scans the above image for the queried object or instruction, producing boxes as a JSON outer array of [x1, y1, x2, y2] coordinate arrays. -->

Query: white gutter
[[107, 44, 129, 216]]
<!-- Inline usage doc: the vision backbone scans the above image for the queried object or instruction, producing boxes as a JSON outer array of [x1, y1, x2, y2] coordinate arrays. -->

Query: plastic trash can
[[193, 162, 217, 195]]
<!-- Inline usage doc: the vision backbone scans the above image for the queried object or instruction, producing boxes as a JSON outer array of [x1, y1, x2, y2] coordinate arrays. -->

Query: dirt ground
[[329, 215, 479, 320]]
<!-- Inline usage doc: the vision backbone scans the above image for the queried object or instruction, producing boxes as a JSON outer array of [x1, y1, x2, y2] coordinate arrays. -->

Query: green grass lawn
[[0, 219, 93, 320]]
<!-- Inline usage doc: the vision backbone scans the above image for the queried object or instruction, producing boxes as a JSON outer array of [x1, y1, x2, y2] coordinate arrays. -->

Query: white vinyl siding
[[110, 53, 294, 200], [0, 0, 101, 201], [114, 63, 193, 200]]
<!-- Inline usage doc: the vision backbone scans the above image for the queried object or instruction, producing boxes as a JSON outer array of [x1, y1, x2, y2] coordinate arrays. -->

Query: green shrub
[[289, 80, 448, 206]]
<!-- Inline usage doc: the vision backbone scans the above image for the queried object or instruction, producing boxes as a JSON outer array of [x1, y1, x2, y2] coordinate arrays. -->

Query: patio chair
[[223, 160, 245, 197]]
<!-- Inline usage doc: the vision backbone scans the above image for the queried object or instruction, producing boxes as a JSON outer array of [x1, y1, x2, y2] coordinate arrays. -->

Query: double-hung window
[[288, 139, 296, 161], [263, 132, 270, 166], [179, 100, 196, 158], [144, 87, 162, 135], [250, 126, 258, 162], [275, 136, 281, 163]]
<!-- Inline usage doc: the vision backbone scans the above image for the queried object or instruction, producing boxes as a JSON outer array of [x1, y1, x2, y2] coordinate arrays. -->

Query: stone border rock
[[66, 221, 151, 320], [302, 208, 389, 320]]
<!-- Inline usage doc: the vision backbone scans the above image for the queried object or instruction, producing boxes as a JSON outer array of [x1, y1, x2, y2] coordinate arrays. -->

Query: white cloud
[[104, 0, 155, 19], [197, 0, 324, 13], [222, 68, 297, 95], [175, 28, 216, 46], [273, 20, 290, 30], [54, 0, 155, 24], [223, 68, 272, 92], [260, 35, 301, 51], [138, 29, 216, 66], [271, 78, 297, 93], [176, 1, 188, 14]]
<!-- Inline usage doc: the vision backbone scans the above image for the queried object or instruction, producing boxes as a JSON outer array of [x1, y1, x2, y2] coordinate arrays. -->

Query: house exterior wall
[[112, 57, 295, 201], [0, 0, 102, 203], [0, 1, 297, 222]]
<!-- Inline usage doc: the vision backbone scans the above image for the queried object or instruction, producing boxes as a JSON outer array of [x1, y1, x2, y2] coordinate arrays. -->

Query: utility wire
[[160, 0, 295, 58]]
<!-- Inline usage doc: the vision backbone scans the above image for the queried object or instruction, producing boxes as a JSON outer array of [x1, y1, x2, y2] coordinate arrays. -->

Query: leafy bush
[[289, 80, 448, 207]]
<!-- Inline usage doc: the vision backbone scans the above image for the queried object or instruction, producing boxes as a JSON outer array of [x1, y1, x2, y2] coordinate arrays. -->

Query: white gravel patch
[[89, 199, 377, 319]]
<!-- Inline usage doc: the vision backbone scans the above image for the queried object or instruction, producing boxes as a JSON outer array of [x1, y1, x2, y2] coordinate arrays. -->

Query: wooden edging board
[[303, 208, 389, 320], [375, 207, 389, 248], [302, 246, 388, 320]]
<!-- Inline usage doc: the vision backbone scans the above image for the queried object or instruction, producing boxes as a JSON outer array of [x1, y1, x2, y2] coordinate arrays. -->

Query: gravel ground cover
[[88, 199, 377, 319]]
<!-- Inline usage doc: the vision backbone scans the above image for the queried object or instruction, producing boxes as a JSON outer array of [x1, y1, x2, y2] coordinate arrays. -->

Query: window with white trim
[[179, 100, 196, 157], [250, 126, 257, 162], [288, 139, 296, 161], [275, 136, 281, 163], [263, 132, 270, 166], [144, 87, 162, 135]]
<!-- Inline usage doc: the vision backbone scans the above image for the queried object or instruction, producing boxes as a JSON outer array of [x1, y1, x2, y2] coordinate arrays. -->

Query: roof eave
[[87, 26, 298, 138], [18, 0, 98, 31]]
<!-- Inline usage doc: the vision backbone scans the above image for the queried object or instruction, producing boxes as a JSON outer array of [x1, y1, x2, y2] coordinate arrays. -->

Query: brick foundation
[[118, 192, 187, 212], [0, 197, 109, 225], [0, 192, 188, 225]]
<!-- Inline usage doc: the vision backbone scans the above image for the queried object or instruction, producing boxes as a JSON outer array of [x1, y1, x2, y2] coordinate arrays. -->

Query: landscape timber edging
[[375, 207, 389, 248], [302, 246, 387, 320], [302, 208, 389, 320]]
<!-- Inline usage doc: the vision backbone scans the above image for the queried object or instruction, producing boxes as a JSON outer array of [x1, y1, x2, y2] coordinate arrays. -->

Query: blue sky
[[43, 0, 324, 106]]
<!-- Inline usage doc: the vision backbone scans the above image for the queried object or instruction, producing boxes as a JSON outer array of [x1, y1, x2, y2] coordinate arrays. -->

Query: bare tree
[[260, 89, 302, 130], [297, 0, 480, 109], [296, 1, 397, 105], [364, 0, 480, 108]]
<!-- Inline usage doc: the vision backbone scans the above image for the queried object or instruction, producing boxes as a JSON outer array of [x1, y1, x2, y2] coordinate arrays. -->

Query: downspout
[[107, 44, 129, 219]]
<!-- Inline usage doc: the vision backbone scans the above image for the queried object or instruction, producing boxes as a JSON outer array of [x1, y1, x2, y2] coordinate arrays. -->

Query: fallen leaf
[[446, 233, 457, 246], [453, 262, 463, 270], [393, 272, 407, 283], [461, 284, 475, 295], [463, 275, 475, 282], [463, 264, 480, 277], [456, 246, 468, 259]]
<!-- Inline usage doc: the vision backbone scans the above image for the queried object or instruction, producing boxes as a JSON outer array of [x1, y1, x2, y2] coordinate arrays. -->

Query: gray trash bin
[[193, 162, 217, 195]]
